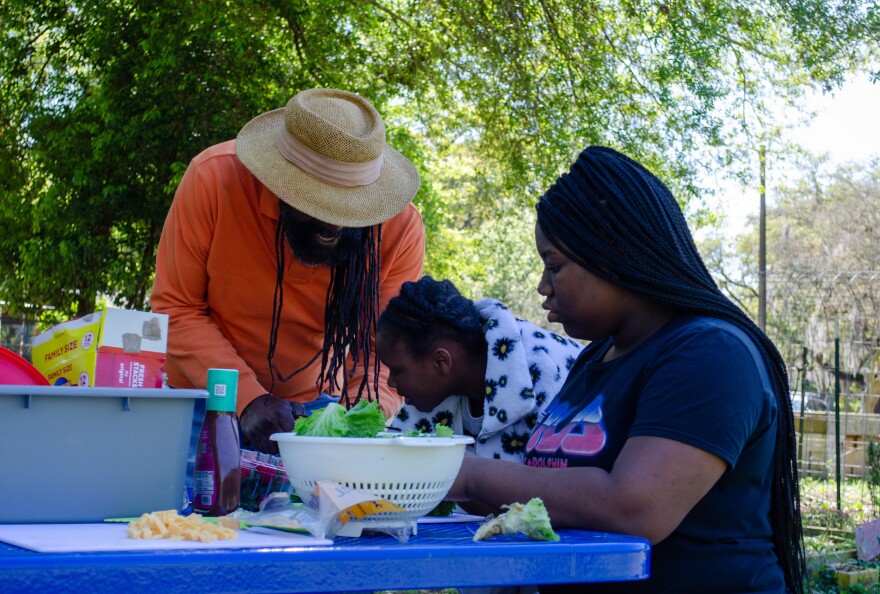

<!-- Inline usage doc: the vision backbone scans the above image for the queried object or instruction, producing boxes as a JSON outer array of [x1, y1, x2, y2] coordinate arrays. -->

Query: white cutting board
[[0, 523, 332, 553], [418, 512, 485, 524]]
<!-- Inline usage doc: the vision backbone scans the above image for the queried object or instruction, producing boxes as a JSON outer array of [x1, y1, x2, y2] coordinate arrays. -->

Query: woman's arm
[[450, 435, 726, 544]]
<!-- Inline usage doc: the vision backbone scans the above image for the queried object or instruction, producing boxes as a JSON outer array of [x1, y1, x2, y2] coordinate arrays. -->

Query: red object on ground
[[0, 346, 50, 385]]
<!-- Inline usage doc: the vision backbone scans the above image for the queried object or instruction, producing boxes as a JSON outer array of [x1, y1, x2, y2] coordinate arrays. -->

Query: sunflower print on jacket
[[391, 298, 584, 461]]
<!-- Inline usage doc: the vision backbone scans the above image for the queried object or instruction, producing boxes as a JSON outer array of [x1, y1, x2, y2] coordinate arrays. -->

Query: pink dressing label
[[193, 427, 217, 512]]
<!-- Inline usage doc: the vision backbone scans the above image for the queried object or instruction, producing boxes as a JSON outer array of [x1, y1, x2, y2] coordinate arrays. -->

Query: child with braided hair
[[445, 146, 806, 594], [376, 275, 584, 462]]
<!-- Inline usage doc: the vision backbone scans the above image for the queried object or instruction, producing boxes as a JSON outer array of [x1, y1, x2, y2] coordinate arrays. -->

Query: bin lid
[[0, 346, 50, 385]]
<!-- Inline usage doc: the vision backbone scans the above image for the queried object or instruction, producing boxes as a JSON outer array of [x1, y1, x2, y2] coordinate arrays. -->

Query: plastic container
[[270, 433, 473, 531], [0, 385, 207, 523], [239, 450, 292, 511], [0, 347, 49, 386]]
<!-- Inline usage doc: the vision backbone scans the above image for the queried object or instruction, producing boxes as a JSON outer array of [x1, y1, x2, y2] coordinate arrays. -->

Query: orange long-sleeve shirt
[[150, 140, 425, 418]]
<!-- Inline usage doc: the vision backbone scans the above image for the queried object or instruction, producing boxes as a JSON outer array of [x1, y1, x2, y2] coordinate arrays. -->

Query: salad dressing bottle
[[193, 368, 241, 516]]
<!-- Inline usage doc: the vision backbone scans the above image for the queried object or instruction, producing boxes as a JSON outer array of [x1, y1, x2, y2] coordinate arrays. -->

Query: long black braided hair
[[536, 146, 805, 594], [266, 215, 383, 408], [377, 275, 487, 359]]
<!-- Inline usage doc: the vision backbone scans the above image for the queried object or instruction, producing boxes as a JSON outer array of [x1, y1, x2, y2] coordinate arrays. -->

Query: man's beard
[[280, 206, 364, 268]]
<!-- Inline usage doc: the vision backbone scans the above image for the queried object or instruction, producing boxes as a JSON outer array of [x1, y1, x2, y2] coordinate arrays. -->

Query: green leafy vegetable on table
[[473, 498, 560, 542], [427, 500, 458, 517]]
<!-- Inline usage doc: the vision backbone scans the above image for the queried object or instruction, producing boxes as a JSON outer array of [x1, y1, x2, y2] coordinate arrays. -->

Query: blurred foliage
[[700, 157, 880, 398], [0, 0, 877, 328]]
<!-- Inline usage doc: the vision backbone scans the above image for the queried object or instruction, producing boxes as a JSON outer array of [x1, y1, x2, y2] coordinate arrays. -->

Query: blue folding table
[[0, 522, 649, 593]]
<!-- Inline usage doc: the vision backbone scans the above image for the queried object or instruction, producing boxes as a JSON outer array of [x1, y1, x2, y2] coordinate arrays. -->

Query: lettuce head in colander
[[293, 400, 386, 438]]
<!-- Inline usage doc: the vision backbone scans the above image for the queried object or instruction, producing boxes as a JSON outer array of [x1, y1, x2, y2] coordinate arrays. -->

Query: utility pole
[[758, 145, 767, 331]]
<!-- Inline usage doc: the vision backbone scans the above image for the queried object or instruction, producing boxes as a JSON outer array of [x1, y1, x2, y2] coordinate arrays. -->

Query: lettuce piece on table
[[427, 500, 457, 517], [473, 498, 560, 542]]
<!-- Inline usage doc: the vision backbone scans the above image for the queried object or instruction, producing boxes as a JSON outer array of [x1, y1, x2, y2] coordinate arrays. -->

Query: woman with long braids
[[447, 146, 805, 593]]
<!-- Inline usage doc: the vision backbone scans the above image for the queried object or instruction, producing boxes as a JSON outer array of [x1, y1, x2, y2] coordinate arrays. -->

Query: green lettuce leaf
[[428, 500, 457, 516], [401, 424, 455, 437], [433, 424, 454, 437], [292, 399, 386, 438], [341, 399, 386, 437], [473, 498, 560, 542], [293, 402, 347, 437]]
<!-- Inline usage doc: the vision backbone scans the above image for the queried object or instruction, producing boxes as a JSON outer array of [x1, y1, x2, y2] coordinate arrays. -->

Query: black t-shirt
[[525, 315, 786, 593]]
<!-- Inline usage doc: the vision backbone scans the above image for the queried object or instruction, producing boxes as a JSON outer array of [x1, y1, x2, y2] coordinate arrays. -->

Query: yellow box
[[836, 564, 878, 588], [31, 308, 169, 388]]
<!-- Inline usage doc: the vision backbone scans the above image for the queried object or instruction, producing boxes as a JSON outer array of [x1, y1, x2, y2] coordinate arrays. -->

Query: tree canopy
[[1, 0, 876, 324], [700, 156, 880, 398]]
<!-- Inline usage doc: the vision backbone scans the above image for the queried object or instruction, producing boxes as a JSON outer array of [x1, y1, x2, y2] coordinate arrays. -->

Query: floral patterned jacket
[[390, 299, 584, 461]]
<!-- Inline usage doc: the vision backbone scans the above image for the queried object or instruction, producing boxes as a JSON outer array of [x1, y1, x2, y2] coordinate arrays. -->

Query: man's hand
[[240, 394, 307, 454]]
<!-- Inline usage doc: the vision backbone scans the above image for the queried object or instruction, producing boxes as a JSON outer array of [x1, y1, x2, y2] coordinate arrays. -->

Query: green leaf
[[341, 399, 387, 438], [293, 402, 347, 437]]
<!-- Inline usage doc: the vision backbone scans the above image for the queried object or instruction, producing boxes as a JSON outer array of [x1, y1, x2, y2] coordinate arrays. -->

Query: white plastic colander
[[270, 432, 473, 531]]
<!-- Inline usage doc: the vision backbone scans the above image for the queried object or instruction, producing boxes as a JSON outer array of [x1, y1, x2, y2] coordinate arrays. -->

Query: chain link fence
[[0, 311, 38, 362], [769, 272, 880, 480]]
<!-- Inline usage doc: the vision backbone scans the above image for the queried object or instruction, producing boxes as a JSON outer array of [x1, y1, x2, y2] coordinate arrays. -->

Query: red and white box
[[31, 308, 169, 388]]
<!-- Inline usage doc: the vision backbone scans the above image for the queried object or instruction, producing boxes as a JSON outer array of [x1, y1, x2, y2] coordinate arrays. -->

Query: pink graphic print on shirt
[[527, 395, 606, 457]]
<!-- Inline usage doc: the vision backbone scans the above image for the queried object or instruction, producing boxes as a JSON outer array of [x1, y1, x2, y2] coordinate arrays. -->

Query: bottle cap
[[206, 368, 238, 412]]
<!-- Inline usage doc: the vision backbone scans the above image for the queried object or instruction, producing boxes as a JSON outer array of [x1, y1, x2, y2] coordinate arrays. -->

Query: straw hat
[[236, 88, 420, 227]]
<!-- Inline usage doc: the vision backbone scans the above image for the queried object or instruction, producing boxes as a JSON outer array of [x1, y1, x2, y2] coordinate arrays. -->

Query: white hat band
[[275, 127, 384, 187]]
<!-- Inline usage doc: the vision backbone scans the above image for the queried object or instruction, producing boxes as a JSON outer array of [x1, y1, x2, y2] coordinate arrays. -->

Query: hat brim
[[235, 108, 420, 227]]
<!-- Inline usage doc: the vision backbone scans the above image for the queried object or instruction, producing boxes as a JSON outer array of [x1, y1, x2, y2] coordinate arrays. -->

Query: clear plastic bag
[[226, 492, 309, 534], [230, 482, 416, 542]]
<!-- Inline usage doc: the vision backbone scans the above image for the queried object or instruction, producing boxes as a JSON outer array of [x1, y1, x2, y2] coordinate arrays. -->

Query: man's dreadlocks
[[266, 214, 382, 408]]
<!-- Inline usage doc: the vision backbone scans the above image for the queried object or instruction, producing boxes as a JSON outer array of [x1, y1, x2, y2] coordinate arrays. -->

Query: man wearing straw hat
[[151, 88, 425, 454]]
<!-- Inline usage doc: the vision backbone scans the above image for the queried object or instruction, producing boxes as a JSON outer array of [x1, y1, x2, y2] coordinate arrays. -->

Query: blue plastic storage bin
[[0, 385, 207, 523]]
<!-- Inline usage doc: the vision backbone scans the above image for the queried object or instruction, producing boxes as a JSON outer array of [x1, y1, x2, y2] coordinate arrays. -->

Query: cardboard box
[[0, 385, 206, 523], [31, 308, 169, 388]]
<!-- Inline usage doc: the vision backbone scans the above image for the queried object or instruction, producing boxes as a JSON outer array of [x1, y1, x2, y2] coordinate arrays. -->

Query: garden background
[[2, 2, 879, 591]]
